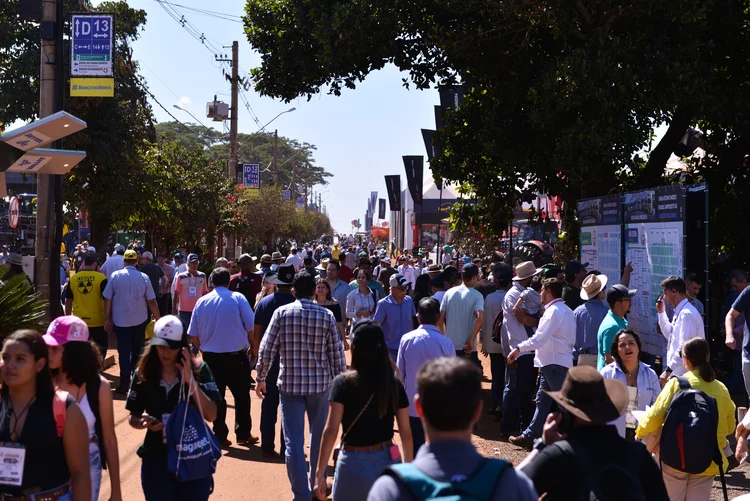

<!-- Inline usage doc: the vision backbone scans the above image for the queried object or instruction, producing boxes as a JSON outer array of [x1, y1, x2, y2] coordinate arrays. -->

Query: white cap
[[152, 315, 184, 349], [142, 251, 154, 260], [87, 246, 96, 252]]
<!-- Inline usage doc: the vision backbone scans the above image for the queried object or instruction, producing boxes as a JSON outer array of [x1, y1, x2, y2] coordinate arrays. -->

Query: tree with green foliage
[[0, 268, 46, 340], [1, 0, 155, 250], [244, 0, 750, 253]]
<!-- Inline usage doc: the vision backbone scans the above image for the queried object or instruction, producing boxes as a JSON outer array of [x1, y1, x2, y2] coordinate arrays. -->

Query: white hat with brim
[[513, 261, 542, 281], [580, 273, 609, 300]]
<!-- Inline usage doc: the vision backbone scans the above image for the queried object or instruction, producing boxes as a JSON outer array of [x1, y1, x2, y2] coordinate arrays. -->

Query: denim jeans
[[280, 390, 330, 501], [261, 356, 285, 454], [141, 454, 213, 501], [332, 448, 400, 501], [522, 364, 568, 440], [178, 311, 193, 332], [114, 321, 146, 390], [489, 353, 506, 411], [90, 444, 102, 501], [409, 416, 425, 454], [501, 354, 536, 433]]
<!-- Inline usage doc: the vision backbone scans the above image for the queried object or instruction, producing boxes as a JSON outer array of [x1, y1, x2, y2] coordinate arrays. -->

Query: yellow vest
[[70, 271, 106, 327]]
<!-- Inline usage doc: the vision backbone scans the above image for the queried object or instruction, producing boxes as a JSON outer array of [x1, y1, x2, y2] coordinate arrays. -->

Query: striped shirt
[[256, 298, 347, 395]]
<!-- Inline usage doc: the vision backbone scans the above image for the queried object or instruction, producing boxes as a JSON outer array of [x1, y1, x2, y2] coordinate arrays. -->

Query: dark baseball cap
[[606, 284, 638, 303], [461, 262, 480, 278], [566, 260, 589, 274]]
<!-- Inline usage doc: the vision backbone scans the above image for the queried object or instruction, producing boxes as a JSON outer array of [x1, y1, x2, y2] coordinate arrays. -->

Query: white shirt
[[399, 265, 417, 290], [658, 298, 705, 376], [99, 254, 124, 280], [285, 253, 303, 271], [518, 298, 576, 368]]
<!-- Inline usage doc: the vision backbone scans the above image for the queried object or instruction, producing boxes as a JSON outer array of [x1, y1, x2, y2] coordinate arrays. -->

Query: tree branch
[[636, 109, 692, 188]]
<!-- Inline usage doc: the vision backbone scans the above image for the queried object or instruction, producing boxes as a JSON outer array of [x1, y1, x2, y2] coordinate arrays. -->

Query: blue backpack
[[384, 458, 509, 500], [166, 375, 222, 482]]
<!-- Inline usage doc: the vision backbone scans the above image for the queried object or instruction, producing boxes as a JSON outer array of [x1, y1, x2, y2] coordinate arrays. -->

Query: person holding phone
[[126, 316, 221, 500]]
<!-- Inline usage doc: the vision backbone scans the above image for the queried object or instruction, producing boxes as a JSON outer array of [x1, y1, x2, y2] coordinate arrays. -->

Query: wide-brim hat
[[316, 258, 330, 270], [580, 273, 608, 300], [6, 253, 23, 266], [271, 251, 284, 261], [544, 366, 627, 425], [513, 261, 542, 281], [427, 264, 441, 276], [260, 254, 272, 265], [268, 263, 295, 285]]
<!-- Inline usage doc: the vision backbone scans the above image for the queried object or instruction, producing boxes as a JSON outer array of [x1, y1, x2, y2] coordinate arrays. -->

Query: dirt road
[[97, 346, 750, 501]]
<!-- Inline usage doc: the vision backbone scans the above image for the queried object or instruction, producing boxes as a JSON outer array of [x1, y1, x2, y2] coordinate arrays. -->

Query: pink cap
[[43, 316, 90, 346]]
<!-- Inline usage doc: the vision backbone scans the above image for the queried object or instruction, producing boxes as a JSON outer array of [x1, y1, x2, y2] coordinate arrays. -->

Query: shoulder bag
[[332, 393, 374, 464]]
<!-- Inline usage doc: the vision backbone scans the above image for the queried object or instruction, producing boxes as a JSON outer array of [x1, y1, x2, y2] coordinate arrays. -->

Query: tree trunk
[[636, 108, 692, 188]]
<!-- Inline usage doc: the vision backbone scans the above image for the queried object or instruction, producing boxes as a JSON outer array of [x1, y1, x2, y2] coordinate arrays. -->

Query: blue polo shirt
[[597, 311, 628, 370], [102, 266, 155, 327], [573, 299, 609, 357], [373, 294, 417, 350], [188, 287, 255, 353]]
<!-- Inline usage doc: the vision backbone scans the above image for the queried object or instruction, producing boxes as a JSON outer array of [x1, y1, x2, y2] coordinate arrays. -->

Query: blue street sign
[[71, 14, 114, 77], [282, 190, 291, 201], [243, 164, 260, 188]]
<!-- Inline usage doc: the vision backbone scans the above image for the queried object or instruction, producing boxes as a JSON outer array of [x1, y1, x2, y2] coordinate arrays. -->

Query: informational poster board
[[578, 195, 622, 288], [623, 185, 685, 356]]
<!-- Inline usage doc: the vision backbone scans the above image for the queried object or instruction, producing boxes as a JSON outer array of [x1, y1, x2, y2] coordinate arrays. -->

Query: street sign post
[[8, 196, 19, 229], [243, 164, 259, 188], [71, 14, 114, 77]]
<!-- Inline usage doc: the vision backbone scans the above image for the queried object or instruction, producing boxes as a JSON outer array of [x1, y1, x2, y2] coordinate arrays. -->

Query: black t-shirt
[[125, 362, 221, 458], [321, 303, 343, 323], [378, 267, 398, 294], [0, 392, 75, 495], [254, 292, 296, 330], [562, 284, 584, 310], [329, 373, 408, 447], [140, 263, 165, 299]]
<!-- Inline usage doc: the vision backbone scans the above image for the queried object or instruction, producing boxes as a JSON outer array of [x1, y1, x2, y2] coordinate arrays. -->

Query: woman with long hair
[[0, 330, 91, 500], [45, 316, 123, 501], [636, 337, 735, 501], [126, 315, 221, 500], [599, 329, 660, 440], [256, 271, 277, 307], [314, 277, 349, 350], [313, 321, 413, 501], [412, 274, 431, 305], [346, 269, 376, 326]]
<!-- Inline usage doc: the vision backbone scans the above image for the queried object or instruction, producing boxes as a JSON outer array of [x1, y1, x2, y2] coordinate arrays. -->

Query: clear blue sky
[[92, 0, 438, 233]]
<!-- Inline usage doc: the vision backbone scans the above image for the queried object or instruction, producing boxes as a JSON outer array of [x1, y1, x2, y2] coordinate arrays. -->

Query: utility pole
[[228, 41, 239, 182], [217, 41, 239, 259], [273, 129, 278, 184], [36, 0, 64, 319]]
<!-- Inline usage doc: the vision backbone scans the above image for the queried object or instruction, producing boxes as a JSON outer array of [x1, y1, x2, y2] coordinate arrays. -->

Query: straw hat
[[580, 273, 608, 300], [513, 261, 541, 281]]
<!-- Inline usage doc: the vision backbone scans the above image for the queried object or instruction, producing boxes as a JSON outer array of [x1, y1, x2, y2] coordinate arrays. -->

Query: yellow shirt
[[331, 247, 341, 261], [635, 369, 735, 476], [70, 271, 107, 327]]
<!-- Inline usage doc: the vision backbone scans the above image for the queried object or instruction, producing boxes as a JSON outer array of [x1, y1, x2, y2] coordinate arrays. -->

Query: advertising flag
[[403, 156, 424, 205], [385, 175, 401, 211], [378, 198, 386, 220]]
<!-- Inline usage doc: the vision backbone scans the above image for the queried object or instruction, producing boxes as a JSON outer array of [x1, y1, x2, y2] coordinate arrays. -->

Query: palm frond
[[0, 266, 47, 340]]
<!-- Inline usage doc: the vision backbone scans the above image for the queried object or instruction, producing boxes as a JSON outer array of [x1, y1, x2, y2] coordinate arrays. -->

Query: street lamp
[[173, 104, 211, 129], [238, 107, 296, 147]]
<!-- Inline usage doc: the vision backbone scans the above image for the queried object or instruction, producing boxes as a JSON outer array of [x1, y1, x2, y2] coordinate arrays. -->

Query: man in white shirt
[[399, 257, 417, 292], [285, 247, 304, 272], [657, 275, 705, 384], [99, 244, 125, 280], [507, 277, 576, 450], [480, 263, 514, 415]]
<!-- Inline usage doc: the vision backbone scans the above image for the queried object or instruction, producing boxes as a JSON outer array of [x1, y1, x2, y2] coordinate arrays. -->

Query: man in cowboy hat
[[573, 272, 610, 368], [508, 277, 576, 450], [597, 284, 637, 370], [500, 261, 542, 439], [519, 366, 668, 501], [315, 257, 330, 279], [258, 253, 274, 274]]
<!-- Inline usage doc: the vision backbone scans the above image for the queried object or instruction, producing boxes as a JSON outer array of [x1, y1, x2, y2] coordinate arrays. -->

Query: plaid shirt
[[256, 298, 347, 395]]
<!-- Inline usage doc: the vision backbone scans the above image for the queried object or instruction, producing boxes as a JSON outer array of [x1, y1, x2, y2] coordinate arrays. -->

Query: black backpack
[[660, 377, 727, 500], [555, 440, 647, 501], [491, 310, 503, 344]]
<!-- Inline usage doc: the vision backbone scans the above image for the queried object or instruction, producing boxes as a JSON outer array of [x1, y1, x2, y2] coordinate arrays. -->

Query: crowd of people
[[3, 234, 750, 501]]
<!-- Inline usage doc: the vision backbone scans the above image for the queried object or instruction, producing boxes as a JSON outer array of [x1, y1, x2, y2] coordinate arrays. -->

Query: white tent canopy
[[423, 180, 460, 200]]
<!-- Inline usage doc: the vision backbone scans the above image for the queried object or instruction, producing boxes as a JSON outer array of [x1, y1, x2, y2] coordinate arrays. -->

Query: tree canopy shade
[[244, 0, 750, 251]]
